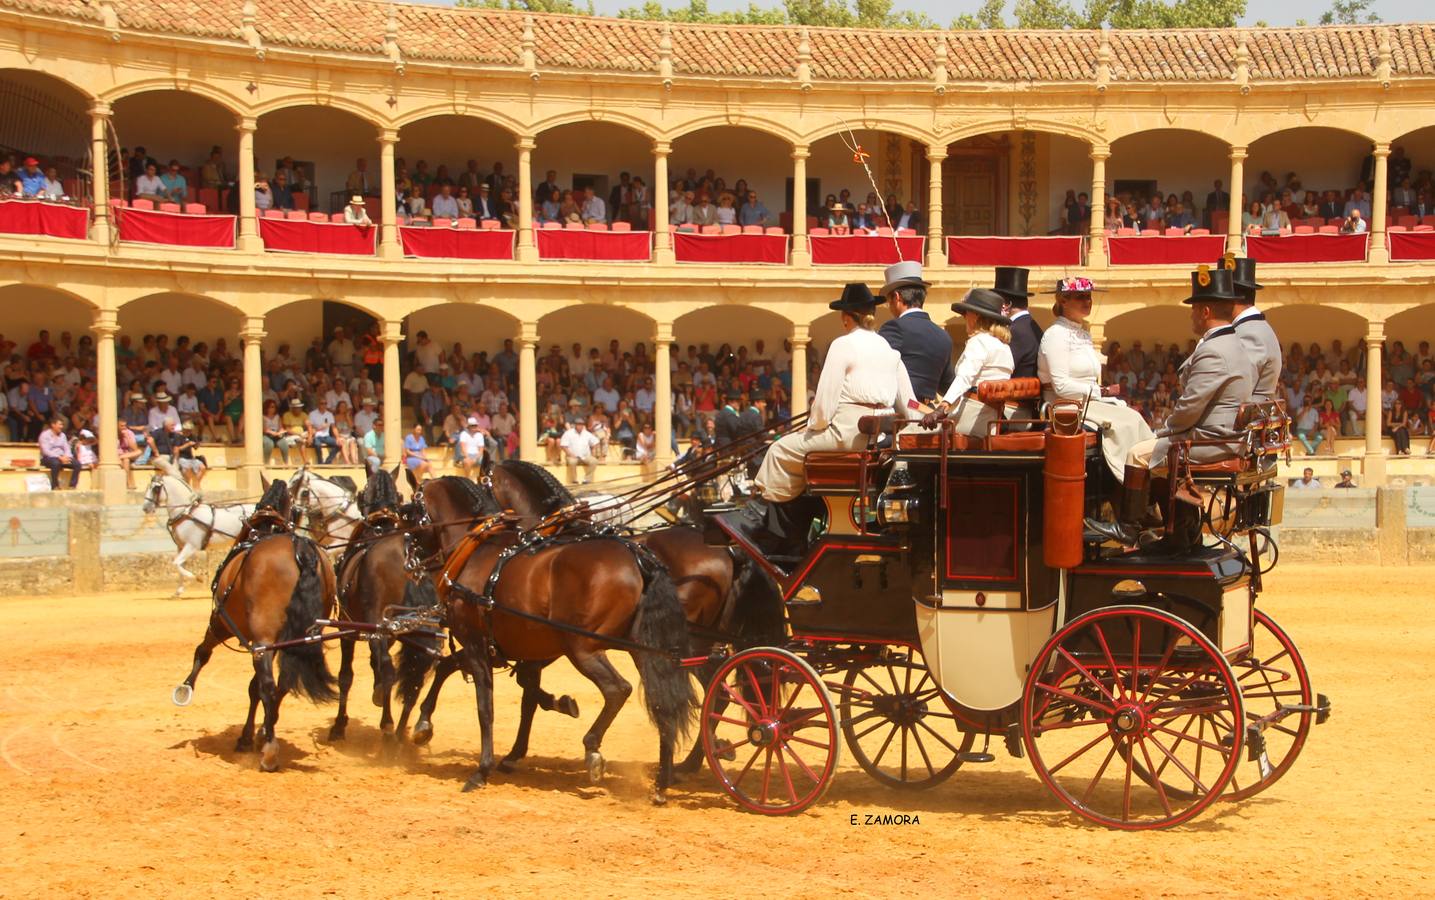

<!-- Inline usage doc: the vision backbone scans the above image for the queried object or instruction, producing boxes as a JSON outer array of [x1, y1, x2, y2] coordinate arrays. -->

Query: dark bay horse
[[172, 479, 338, 772], [407, 473, 696, 802], [327, 467, 439, 744]]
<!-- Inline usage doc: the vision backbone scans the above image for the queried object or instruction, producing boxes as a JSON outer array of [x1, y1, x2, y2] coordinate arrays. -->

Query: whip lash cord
[[835, 117, 905, 261]]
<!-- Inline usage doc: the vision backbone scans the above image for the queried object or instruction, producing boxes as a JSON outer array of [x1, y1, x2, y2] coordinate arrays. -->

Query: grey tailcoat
[[1152, 325, 1257, 465], [1235, 310, 1282, 403]]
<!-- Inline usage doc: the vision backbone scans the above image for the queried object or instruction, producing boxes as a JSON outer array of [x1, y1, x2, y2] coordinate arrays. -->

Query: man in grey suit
[[1087, 267, 1256, 547], [876, 261, 953, 403], [1222, 254, 1282, 403]]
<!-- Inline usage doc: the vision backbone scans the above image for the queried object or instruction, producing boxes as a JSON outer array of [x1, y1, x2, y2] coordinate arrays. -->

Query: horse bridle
[[148, 475, 226, 549]]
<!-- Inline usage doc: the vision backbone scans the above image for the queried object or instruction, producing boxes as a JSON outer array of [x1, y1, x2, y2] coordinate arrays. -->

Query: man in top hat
[[1221, 254, 1282, 403], [729, 283, 916, 563], [1087, 267, 1256, 547], [993, 266, 1041, 423], [714, 388, 745, 447], [877, 261, 953, 403]]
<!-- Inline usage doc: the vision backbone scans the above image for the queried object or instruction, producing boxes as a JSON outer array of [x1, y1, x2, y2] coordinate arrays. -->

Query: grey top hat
[[879, 260, 930, 296]]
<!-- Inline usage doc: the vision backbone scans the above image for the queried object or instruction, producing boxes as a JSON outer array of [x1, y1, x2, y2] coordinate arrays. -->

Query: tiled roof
[[10, 0, 1435, 83]]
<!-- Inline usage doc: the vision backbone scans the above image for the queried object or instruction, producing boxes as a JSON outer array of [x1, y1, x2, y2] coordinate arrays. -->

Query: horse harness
[[161, 493, 235, 551], [335, 508, 404, 613], [207, 509, 304, 653]]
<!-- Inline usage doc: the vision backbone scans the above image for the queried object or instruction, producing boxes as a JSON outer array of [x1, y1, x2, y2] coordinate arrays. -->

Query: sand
[[1, 565, 1430, 898]]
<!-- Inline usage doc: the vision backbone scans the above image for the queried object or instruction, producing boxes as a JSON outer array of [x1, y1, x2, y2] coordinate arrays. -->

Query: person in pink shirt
[[38, 417, 80, 489]]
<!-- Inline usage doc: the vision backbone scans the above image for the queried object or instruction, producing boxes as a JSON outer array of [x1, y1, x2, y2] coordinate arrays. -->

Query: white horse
[[287, 466, 362, 553], [142, 462, 256, 597]]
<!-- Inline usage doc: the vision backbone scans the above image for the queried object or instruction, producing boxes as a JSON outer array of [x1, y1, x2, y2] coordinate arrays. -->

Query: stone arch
[[101, 78, 245, 118], [1263, 303, 1369, 360], [531, 109, 660, 143], [672, 304, 793, 363], [531, 122, 657, 210], [259, 297, 385, 357], [0, 285, 99, 362], [538, 303, 655, 355], [667, 115, 798, 146], [1245, 127, 1376, 203], [254, 105, 382, 216], [396, 114, 521, 199], [393, 104, 524, 137], [1102, 304, 1195, 356], [0, 69, 98, 182], [249, 94, 384, 129], [110, 90, 243, 185], [1383, 303, 1435, 366], [668, 124, 796, 209], [803, 119, 936, 148], [405, 302, 522, 359], [115, 293, 245, 376], [939, 120, 1095, 148]]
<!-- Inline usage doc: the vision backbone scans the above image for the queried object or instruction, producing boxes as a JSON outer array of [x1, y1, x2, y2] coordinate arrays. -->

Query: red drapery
[[1245, 233, 1369, 263], [673, 232, 789, 264], [259, 218, 376, 255], [1106, 234, 1227, 266], [116, 206, 236, 248], [1388, 231, 1435, 262], [809, 234, 925, 265], [399, 226, 515, 260], [536, 229, 651, 261], [0, 199, 88, 240], [945, 235, 1083, 267]]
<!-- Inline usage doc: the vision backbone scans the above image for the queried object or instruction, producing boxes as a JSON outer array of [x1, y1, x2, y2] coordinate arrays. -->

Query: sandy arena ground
[[1, 564, 1431, 897]]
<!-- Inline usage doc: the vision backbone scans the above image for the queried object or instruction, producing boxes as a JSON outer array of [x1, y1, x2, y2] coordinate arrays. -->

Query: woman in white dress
[[1037, 276, 1153, 481], [927, 289, 1014, 437]]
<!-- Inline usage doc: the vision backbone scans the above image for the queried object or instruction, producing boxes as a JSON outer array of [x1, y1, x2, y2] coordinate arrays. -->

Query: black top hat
[[991, 266, 1033, 304], [1217, 254, 1263, 295], [1184, 266, 1240, 305], [950, 289, 1013, 324], [829, 282, 879, 314]]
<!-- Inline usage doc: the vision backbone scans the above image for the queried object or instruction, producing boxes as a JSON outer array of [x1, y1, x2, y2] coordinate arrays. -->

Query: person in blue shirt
[[159, 161, 188, 205], [18, 157, 46, 198], [737, 191, 771, 227], [403, 424, 432, 480]]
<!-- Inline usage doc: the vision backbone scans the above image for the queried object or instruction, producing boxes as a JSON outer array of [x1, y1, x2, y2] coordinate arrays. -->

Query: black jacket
[[1008, 310, 1043, 380], [878, 309, 953, 402], [714, 406, 743, 447]]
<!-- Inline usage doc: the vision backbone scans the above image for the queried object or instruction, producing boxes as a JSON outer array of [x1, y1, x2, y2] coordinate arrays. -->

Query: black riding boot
[[1084, 465, 1151, 547]]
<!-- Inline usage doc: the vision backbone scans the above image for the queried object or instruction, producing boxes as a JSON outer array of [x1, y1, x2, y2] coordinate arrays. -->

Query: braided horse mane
[[358, 468, 400, 516], [432, 474, 503, 518], [496, 459, 574, 515]]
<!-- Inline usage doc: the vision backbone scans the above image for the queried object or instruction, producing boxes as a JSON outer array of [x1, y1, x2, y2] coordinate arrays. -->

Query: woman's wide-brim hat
[[950, 289, 1012, 325], [829, 282, 880, 313], [879, 260, 930, 296], [991, 266, 1033, 301], [1184, 266, 1240, 304], [1045, 276, 1108, 294]]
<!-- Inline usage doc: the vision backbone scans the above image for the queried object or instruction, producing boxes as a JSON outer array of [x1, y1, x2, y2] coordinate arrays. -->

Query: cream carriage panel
[[915, 600, 1057, 711]]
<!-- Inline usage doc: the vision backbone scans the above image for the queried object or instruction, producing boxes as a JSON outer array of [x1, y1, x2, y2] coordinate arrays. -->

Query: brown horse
[[172, 479, 338, 772], [407, 472, 696, 801]]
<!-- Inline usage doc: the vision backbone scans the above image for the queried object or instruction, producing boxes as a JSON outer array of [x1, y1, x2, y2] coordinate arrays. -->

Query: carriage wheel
[[701, 647, 841, 816], [1021, 606, 1243, 830], [838, 646, 975, 790]]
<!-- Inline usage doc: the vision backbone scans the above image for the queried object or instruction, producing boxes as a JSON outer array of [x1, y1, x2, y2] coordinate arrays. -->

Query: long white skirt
[[1082, 399, 1155, 481], [756, 403, 873, 503]]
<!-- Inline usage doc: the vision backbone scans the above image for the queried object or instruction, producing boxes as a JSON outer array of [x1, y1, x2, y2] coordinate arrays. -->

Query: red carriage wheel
[[839, 646, 976, 790], [701, 647, 841, 815], [1225, 609, 1315, 799], [1021, 606, 1244, 830]]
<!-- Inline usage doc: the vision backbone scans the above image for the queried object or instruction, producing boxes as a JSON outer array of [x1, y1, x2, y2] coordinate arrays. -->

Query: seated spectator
[[1167, 201, 1195, 230], [1343, 188, 1372, 220], [200, 147, 229, 190], [826, 203, 850, 234], [159, 161, 188, 204], [498, 187, 519, 229], [403, 424, 432, 480], [456, 185, 476, 219], [271, 172, 295, 211], [1290, 467, 1321, 489], [18, 157, 46, 198], [456, 416, 489, 478], [260, 399, 295, 463], [432, 184, 460, 220], [1340, 209, 1367, 234], [691, 195, 718, 227], [895, 200, 922, 233], [851, 203, 874, 232], [560, 418, 600, 484], [715, 193, 737, 226], [1242, 200, 1263, 234], [1294, 399, 1323, 455], [580, 186, 606, 224], [671, 188, 694, 226], [362, 417, 386, 474], [116, 417, 144, 489], [1386, 398, 1412, 456], [333, 400, 360, 465], [405, 185, 426, 219], [135, 162, 164, 201], [346, 158, 373, 197], [172, 421, 207, 489], [1142, 195, 1164, 231], [345, 195, 372, 226], [1300, 194, 1321, 219], [254, 176, 273, 211], [473, 183, 500, 220], [1260, 202, 1290, 234], [38, 417, 80, 490], [281, 398, 310, 460]]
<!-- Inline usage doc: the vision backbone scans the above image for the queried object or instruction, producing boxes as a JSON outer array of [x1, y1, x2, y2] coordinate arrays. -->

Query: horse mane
[[359, 469, 399, 515], [255, 480, 290, 513], [498, 459, 573, 514], [433, 475, 501, 517], [327, 474, 358, 495]]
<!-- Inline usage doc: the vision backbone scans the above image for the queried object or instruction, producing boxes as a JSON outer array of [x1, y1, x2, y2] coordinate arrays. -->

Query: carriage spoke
[[1130, 618, 1141, 699], [1080, 741, 1121, 806], [1137, 736, 1174, 817], [1121, 737, 1135, 823], [1150, 721, 1228, 754], [870, 721, 901, 769], [1033, 681, 1116, 716], [1056, 646, 1120, 706], [759, 746, 774, 806], [1137, 634, 1181, 705], [773, 739, 799, 805], [781, 739, 820, 784], [745, 665, 770, 718], [1146, 731, 1214, 797], [912, 715, 964, 756], [720, 681, 764, 722], [1047, 728, 1115, 776], [1091, 623, 1125, 700], [909, 724, 937, 778]]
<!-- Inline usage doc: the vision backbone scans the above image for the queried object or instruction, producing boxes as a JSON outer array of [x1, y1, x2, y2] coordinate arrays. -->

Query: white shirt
[[458, 429, 487, 459], [354, 408, 377, 436], [1347, 387, 1367, 414], [1038, 316, 1104, 404], [159, 367, 183, 394], [941, 332, 1014, 404], [414, 340, 442, 374], [148, 405, 179, 431], [809, 327, 916, 432], [308, 409, 335, 438], [182, 366, 208, 389], [560, 427, 600, 459], [136, 173, 164, 195], [328, 338, 355, 367], [324, 389, 351, 410]]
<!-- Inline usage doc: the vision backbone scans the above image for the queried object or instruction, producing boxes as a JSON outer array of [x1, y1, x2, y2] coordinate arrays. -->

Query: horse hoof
[[259, 742, 279, 772], [586, 751, 605, 784], [372, 685, 387, 707], [327, 723, 346, 742], [651, 788, 668, 807], [557, 695, 580, 718], [171, 684, 193, 707], [234, 737, 254, 753], [461, 773, 486, 792], [412, 722, 434, 747]]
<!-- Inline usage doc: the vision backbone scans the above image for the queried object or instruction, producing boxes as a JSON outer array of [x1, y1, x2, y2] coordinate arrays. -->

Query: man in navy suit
[[993, 266, 1041, 422], [877, 260, 952, 404]]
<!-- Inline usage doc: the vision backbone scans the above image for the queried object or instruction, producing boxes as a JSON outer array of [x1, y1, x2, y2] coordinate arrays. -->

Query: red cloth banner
[[1106, 234, 1227, 265], [117, 206, 236, 248], [1246, 233, 1369, 263], [1388, 230, 1435, 262], [260, 218, 376, 255], [399, 226, 515, 260], [946, 235, 1083, 267], [809, 234, 925, 265], [0, 199, 88, 240], [674, 232, 789, 264], [536, 229, 651, 261]]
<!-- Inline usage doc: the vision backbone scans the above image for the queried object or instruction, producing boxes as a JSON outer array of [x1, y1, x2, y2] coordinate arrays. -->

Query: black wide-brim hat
[[991, 266, 1033, 301], [1184, 267, 1240, 304], [950, 288, 1012, 324], [1217, 254, 1263, 292], [829, 282, 880, 313]]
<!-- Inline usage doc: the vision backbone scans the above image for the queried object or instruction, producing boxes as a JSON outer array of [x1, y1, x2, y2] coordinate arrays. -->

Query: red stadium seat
[[541, 221, 560, 229], [330, 213, 346, 223], [1387, 225, 1407, 232], [701, 225, 721, 235], [742, 225, 763, 234], [286, 210, 306, 220], [1117, 227, 1136, 235], [308, 212, 327, 222], [158, 202, 181, 213], [721, 224, 741, 235], [766, 227, 784, 236], [431, 217, 452, 228], [263, 209, 284, 219], [481, 219, 501, 229], [1294, 225, 1315, 234], [1327, 217, 1345, 226], [197, 188, 219, 211], [876, 226, 895, 236], [809, 227, 830, 236], [1397, 215, 1419, 228], [1423, 216, 1435, 226], [564, 222, 584, 231], [806, 215, 819, 229], [1305, 217, 1326, 229], [1414, 225, 1434, 232], [184, 203, 207, 215], [896, 227, 917, 236], [130, 199, 154, 210], [1164, 227, 1185, 236], [587, 222, 609, 231], [1318, 225, 1339, 234], [1190, 228, 1210, 235], [456, 217, 477, 229], [676, 224, 697, 233], [611, 221, 632, 232]]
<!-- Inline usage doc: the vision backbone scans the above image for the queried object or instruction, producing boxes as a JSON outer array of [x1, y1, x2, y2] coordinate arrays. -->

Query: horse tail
[[277, 537, 338, 704], [396, 577, 441, 706], [631, 549, 697, 746], [728, 550, 785, 649]]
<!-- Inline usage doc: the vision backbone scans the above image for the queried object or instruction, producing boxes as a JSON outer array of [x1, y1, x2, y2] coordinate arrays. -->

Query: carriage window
[[943, 479, 1018, 582]]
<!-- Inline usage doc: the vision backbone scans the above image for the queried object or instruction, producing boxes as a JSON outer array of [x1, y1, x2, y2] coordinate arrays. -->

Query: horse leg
[[327, 636, 355, 742], [675, 660, 721, 776], [460, 643, 495, 792], [255, 649, 282, 772], [371, 637, 397, 735], [235, 674, 260, 752], [411, 652, 464, 747], [499, 661, 545, 773], [173, 544, 197, 597], [568, 649, 632, 785], [173, 626, 221, 706]]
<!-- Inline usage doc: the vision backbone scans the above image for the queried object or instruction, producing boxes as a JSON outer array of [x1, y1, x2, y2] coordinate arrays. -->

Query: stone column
[[240, 316, 266, 494], [92, 308, 124, 502], [236, 116, 261, 252], [1227, 146, 1246, 255], [790, 144, 811, 266], [1087, 145, 1109, 268], [790, 323, 810, 417], [654, 322, 673, 465], [516, 136, 537, 262], [382, 319, 404, 469], [518, 321, 540, 462], [926, 145, 947, 268], [379, 128, 401, 260], [89, 102, 112, 246], [653, 140, 674, 265], [1369, 142, 1390, 264], [1364, 321, 1385, 486]]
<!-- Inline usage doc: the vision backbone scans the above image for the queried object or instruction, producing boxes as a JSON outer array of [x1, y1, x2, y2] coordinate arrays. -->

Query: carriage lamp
[[876, 461, 918, 526]]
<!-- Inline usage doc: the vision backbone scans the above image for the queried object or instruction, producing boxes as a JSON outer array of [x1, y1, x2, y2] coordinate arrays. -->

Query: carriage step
[[1244, 723, 1267, 762], [1004, 724, 1024, 759], [958, 751, 996, 764], [1315, 693, 1332, 725]]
